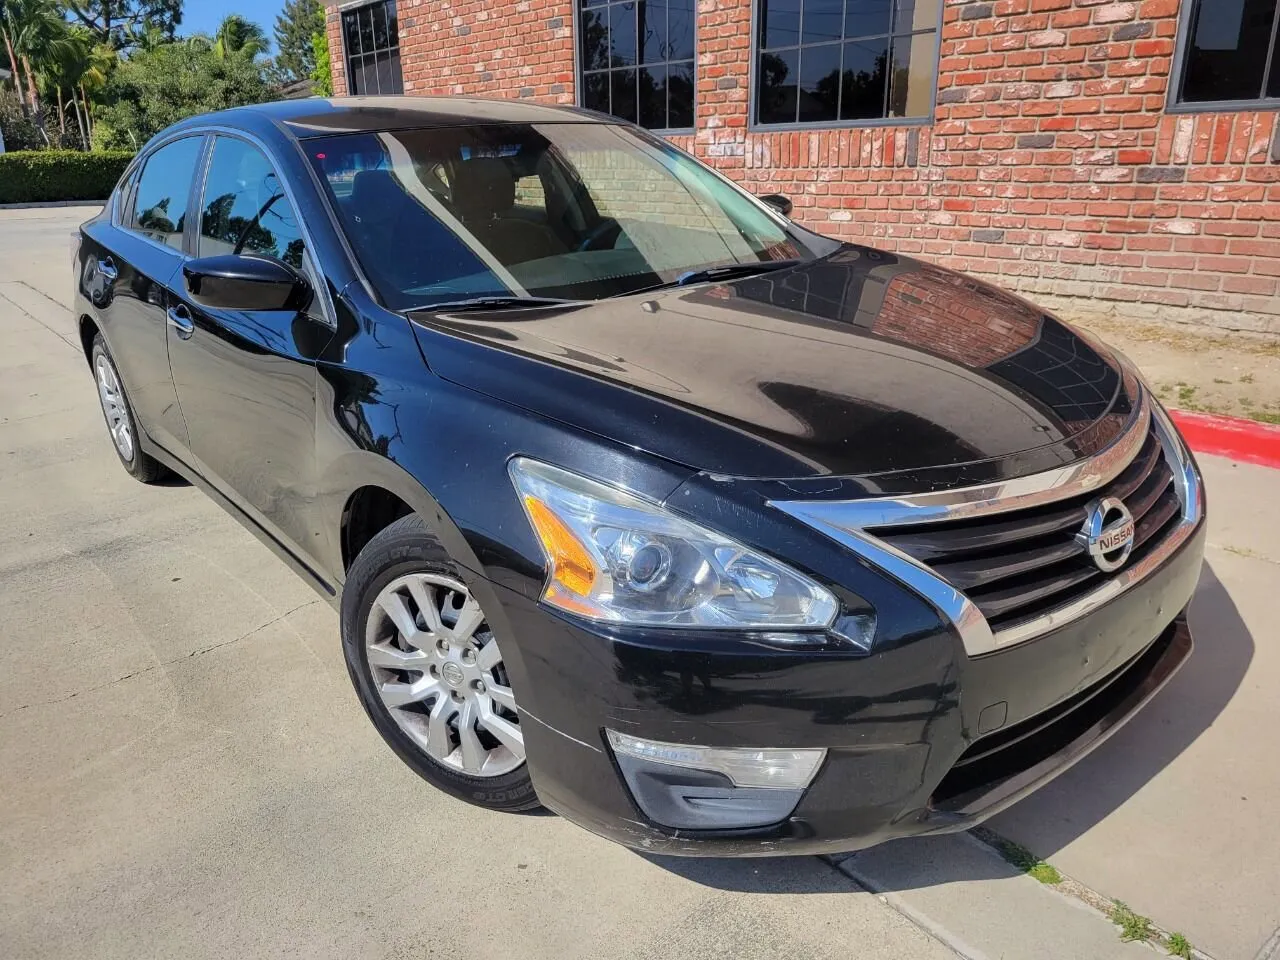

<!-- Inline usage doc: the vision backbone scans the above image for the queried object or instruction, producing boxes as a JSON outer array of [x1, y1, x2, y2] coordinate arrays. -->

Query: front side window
[[342, 0, 403, 95], [131, 137, 204, 250], [579, 0, 696, 130], [198, 137, 305, 270], [307, 122, 835, 310], [755, 0, 939, 127], [1174, 0, 1280, 107]]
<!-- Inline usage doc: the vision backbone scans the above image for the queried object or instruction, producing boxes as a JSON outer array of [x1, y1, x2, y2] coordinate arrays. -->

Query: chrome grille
[[869, 425, 1180, 632]]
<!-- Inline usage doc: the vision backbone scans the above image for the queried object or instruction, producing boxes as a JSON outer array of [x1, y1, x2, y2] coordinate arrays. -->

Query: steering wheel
[[578, 218, 623, 252]]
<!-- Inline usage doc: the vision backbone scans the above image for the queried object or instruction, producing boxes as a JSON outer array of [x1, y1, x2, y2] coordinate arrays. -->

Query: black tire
[[90, 334, 167, 483], [341, 513, 540, 812]]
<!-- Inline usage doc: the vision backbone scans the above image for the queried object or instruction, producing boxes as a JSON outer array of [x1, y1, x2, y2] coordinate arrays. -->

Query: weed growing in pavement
[[1111, 901, 1153, 942], [972, 830, 1062, 884], [1240, 373, 1256, 384], [1167, 932, 1193, 959]]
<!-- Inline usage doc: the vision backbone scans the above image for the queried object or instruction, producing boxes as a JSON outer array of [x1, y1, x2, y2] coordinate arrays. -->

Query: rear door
[[166, 133, 335, 570], [81, 135, 206, 453]]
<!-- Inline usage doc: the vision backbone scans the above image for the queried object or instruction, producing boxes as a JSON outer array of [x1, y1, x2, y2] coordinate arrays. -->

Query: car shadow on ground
[[644, 562, 1253, 893]]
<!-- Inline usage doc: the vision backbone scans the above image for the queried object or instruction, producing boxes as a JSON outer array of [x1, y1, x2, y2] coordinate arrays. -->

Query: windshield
[[307, 122, 833, 310]]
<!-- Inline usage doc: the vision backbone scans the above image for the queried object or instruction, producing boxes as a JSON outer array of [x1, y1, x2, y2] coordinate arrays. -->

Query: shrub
[[0, 93, 44, 152], [0, 150, 134, 204]]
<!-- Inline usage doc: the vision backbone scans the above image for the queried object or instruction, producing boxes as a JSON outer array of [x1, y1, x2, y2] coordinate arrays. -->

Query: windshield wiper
[[423, 296, 585, 313], [619, 259, 801, 297]]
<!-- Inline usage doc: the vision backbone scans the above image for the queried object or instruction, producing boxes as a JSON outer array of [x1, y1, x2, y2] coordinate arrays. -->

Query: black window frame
[[123, 134, 209, 254], [749, 0, 944, 131], [1168, 0, 1280, 114], [575, 0, 698, 133], [339, 0, 404, 96]]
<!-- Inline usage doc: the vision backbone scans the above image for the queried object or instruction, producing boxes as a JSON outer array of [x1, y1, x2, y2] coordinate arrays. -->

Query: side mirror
[[183, 255, 310, 312], [759, 194, 793, 217]]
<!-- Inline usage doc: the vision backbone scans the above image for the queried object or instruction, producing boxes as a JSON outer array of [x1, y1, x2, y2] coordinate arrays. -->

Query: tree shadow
[[639, 561, 1252, 894]]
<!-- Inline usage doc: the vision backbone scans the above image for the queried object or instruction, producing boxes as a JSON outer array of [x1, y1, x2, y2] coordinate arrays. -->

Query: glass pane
[[888, 33, 933, 116], [371, 1, 389, 50], [610, 1, 637, 67], [1181, 0, 1275, 102], [389, 51, 404, 94], [761, 0, 800, 49], [199, 137, 305, 270], [640, 0, 667, 63], [611, 67, 638, 121], [358, 6, 375, 56], [668, 0, 694, 59], [1271, 35, 1280, 97], [583, 71, 610, 112], [582, 7, 609, 70], [894, 0, 940, 33], [639, 65, 667, 127], [799, 42, 841, 123], [757, 49, 799, 124], [802, 0, 843, 44], [385, 0, 399, 45], [669, 61, 694, 127], [342, 11, 361, 56], [133, 137, 203, 250], [840, 35, 889, 119], [375, 49, 395, 94], [845, 0, 893, 39]]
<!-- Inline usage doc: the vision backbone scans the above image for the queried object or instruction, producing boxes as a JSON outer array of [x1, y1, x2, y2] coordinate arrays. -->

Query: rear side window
[[197, 136, 306, 270], [130, 137, 204, 250]]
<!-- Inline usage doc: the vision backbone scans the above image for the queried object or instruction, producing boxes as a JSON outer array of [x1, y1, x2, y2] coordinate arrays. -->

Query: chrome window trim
[[772, 389, 1204, 657]]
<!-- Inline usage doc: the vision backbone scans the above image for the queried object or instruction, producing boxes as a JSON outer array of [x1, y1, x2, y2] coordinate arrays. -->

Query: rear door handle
[[167, 305, 195, 339], [97, 257, 119, 282]]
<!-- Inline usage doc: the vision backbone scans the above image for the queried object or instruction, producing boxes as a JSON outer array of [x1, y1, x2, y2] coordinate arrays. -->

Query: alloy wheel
[[95, 355, 134, 462], [364, 572, 524, 777]]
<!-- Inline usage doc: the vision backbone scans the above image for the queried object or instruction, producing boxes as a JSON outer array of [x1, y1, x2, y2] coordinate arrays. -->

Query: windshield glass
[[307, 122, 831, 310]]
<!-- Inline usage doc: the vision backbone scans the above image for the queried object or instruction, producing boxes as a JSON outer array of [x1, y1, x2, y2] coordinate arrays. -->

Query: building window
[[579, 0, 696, 130], [342, 0, 403, 95], [754, 0, 940, 127], [1173, 0, 1280, 108]]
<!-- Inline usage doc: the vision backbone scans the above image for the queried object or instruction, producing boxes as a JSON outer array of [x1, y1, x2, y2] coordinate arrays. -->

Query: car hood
[[408, 245, 1135, 483]]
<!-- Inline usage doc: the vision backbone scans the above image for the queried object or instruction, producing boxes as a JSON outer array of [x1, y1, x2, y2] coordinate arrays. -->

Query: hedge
[[0, 150, 134, 205]]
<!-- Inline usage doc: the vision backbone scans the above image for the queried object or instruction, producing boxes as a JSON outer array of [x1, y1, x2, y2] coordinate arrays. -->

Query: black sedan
[[74, 97, 1205, 855]]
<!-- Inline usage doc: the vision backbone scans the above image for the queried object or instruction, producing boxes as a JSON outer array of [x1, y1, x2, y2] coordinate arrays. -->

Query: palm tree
[[212, 15, 268, 62], [3, 0, 68, 121], [0, 0, 30, 112], [39, 24, 102, 146]]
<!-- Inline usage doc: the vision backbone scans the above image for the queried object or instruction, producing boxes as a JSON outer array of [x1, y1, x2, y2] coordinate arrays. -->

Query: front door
[[166, 134, 335, 572]]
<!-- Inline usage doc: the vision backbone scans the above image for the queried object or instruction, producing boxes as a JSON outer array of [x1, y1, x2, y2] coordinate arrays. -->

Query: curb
[[0, 199, 106, 210], [1169, 409, 1280, 470]]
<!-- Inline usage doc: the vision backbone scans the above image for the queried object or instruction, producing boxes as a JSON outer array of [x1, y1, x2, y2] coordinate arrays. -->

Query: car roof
[[168, 96, 608, 141]]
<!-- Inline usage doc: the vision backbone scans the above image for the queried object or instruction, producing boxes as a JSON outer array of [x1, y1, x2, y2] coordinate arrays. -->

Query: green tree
[[62, 0, 182, 50], [309, 28, 330, 96], [272, 0, 321, 83], [4, 0, 72, 132], [92, 38, 270, 149], [211, 14, 267, 62]]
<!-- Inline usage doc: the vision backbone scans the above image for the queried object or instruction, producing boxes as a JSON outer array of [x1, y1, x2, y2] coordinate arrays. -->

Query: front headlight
[[509, 458, 839, 630]]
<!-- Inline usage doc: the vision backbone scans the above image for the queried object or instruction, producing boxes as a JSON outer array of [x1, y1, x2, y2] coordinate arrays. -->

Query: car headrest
[[451, 157, 516, 221], [350, 169, 406, 225]]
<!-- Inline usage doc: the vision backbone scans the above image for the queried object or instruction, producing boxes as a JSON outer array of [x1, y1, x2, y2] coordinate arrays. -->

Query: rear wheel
[[341, 514, 539, 812], [91, 334, 166, 483]]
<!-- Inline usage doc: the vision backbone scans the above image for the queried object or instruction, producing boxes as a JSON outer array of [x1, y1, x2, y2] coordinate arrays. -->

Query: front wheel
[[340, 514, 539, 812]]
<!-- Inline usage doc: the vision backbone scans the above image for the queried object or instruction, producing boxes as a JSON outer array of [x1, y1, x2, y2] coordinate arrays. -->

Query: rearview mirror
[[183, 255, 310, 312], [759, 194, 793, 217]]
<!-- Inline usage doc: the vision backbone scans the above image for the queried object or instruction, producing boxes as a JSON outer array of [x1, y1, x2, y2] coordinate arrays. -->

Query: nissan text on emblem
[[1076, 496, 1137, 573]]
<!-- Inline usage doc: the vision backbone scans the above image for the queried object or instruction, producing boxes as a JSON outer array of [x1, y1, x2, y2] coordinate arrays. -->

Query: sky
[[180, 0, 289, 50]]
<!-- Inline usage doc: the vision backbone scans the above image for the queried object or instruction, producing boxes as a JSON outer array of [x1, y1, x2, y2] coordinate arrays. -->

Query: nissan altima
[[73, 97, 1205, 855]]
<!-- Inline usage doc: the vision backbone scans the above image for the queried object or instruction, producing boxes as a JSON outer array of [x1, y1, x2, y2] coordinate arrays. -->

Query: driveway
[[1, 206, 1275, 960]]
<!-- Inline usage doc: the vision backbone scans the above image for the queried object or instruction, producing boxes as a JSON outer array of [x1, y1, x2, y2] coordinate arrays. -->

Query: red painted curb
[[1170, 409, 1280, 470]]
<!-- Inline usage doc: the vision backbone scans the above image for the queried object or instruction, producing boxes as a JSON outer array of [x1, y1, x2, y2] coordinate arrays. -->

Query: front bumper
[[487, 517, 1204, 857]]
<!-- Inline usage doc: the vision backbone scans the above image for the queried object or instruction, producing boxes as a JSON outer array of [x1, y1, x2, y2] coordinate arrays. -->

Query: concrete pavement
[[2, 206, 1276, 960]]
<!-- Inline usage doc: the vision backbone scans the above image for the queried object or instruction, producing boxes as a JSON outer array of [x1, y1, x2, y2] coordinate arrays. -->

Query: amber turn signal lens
[[522, 496, 598, 597]]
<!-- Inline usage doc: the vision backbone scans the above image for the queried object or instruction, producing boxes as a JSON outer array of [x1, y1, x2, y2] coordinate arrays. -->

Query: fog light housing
[[606, 730, 826, 830]]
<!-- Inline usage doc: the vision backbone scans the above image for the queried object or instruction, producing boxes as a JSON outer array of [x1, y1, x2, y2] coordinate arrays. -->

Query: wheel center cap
[[441, 661, 465, 688]]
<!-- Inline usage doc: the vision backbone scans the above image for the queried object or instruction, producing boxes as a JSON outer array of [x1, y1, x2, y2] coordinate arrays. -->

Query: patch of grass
[[1111, 901, 1154, 943], [1177, 383, 1199, 407], [974, 831, 1062, 885], [1168, 932, 1193, 959], [1240, 372, 1256, 384], [1254, 411, 1280, 425], [1213, 377, 1231, 384]]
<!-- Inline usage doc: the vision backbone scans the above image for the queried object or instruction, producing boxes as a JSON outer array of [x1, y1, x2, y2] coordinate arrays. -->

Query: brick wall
[[326, 0, 1280, 336]]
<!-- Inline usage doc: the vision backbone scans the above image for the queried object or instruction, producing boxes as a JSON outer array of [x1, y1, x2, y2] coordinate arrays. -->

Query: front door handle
[[97, 257, 119, 282], [167, 305, 195, 339]]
